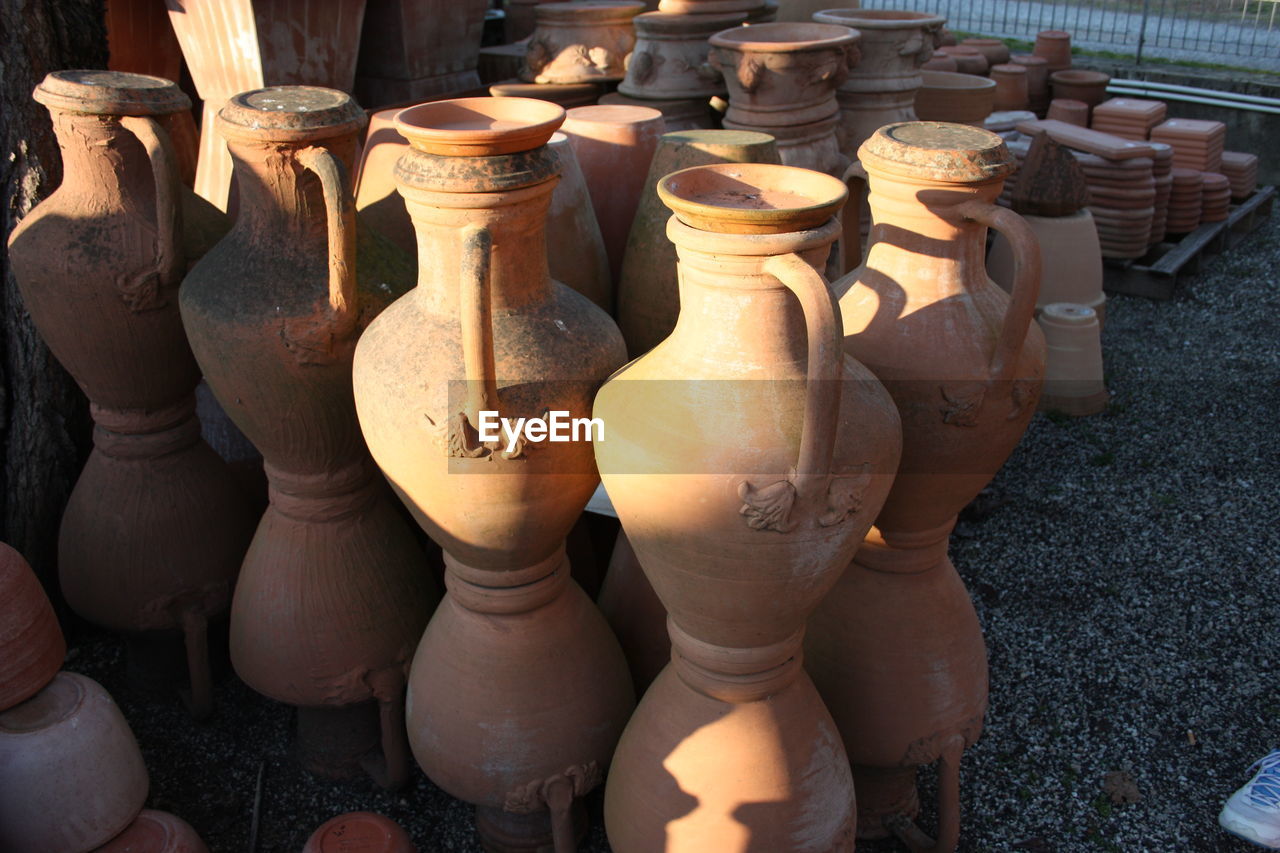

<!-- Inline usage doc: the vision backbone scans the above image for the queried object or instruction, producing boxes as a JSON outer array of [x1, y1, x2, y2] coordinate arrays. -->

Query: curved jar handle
[[119, 116, 182, 286], [759, 252, 844, 489], [956, 200, 1041, 384], [838, 160, 868, 277], [459, 224, 500, 424], [296, 146, 358, 339]]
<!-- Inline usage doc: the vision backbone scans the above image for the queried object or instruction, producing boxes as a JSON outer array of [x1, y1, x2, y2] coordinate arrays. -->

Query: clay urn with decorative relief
[[594, 161, 902, 853]]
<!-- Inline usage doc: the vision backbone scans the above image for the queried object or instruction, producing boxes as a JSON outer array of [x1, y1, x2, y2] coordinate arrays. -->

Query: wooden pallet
[[1102, 185, 1274, 300]]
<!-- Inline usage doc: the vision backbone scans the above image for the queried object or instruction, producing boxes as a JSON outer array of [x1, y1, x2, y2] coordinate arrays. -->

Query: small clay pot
[[1046, 97, 1089, 126], [961, 37, 1010, 66], [302, 813, 416, 853], [490, 80, 606, 109], [1012, 54, 1050, 114], [938, 44, 988, 75], [521, 1, 646, 84], [1033, 29, 1072, 72], [598, 91, 718, 132], [990, 63, 1028, 111], [914, 71, 996, 126], [619, 11, 745, 99], [1050, 69, 1109, 111], [0, 673, 149, 853], [1037, 303, 1108, 416], [93, 810, 208, 853], [0, 543, 64, 711], [922, 54, 958, 72]]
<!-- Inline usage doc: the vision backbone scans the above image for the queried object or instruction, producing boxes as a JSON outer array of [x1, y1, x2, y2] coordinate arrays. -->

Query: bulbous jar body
[[352, 98, 633, 851], [5, 70, 254, 719], [179, 88, 436, 785], [595, 163, 902, 853]]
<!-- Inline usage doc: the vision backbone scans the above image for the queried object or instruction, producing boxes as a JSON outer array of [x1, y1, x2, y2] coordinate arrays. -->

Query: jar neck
[[863, 173, 1004, 306], [664, 217, 838, 371], [402, 179, 556, 315], [227, 136, 357, 248], [50, 112, 143, 204]]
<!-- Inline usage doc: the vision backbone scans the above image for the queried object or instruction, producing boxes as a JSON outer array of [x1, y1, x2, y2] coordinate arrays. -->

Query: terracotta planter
[[597, 91, 718, 132], [355, 0, 490, 108], [302, 813, 416, 853], [0, 544, 64, 712], [165, 0, 369, 210], [8, 71, 254, 721], [595, 162, 902, 852], [1047, 97, 1089, 126], [1036, 303, 1108, 416], [1050, 69, 1110, 113], [989, 210, 1105, 323], [547, 132, 613, 311], [814, 122, 1045, 846], [938, 44, 987, 75], [914, 70, 996, 126], [617, 129, 781, 357], [990, 63, 1029, 111], [921, 53, 957, 72], [506, 0, 554, 42], [620, 11, 743, 99], [0, 673, 149, 853], [1011, 53, 1050, 115], [521, 1, 646, 84], [94, 810, 208, 853], [1033, 29, 1072, 73], [351, 97, 633, 852], [961, 37, 1010, 66], [812, 9, 947, 158], [562, 104, 668, 288], [180, 87, 438, 789]]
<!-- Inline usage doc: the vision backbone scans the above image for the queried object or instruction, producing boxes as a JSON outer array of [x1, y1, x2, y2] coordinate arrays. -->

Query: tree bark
[[0, 0, 106, 585]]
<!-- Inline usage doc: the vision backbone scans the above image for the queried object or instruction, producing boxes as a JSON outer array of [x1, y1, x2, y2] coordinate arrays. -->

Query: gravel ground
[[64, 210, 1278, 852]]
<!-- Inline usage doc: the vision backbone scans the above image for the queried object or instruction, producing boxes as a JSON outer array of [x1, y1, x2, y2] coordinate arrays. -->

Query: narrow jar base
[[475, 800, 588, 853], [852, 764, 920, 839]]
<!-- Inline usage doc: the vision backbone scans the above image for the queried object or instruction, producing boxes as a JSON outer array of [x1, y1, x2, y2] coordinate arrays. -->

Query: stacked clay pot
[[1151, 117, 1226, 172], [1046, 97, 1089, 126], [914, 70, 996, 126], [1012, 53, 1050, 114], [708, 21, 862, 176], [7, 70, 255, 721], [1033, 29, 1072, 73], [1037, 303, 1109, 417], [990, 63, 1029, 111], [602, 10, 745, 130], [1221, 150, 1260, 200], [351, 97, 634, 852], [1150, 142, 1175, 245], [810, 9, 947, 158], [922, 53, 958, 72], [1091, 97, 1167, 140], [1049, 69, 1109, 114], [521, 1, 646, 84], [1166, 167, 1205, 233], [1201, 172, 1232, 222], [937, 44, 988, 75], [595, 161, 902, 853], [180, 86, 439, 789], [961, 37, 1010, 67], [812, 121, 1045, 848]]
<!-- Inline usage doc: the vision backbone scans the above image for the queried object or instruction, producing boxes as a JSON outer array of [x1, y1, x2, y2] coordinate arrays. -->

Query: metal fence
[[859, 0, 1280, 72]]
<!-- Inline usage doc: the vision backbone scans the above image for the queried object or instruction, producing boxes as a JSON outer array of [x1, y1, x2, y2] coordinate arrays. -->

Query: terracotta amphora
[[350, 97, 633, 853], [94, 810, 209, 853], [810, 122, 1045, 849], [179, 87, 438, 790], [354, 0, 491, 108], [709, 22, 861, 176], [6, 70, 254, 721], [811, 9, 946, 157], [0, 543, 64, 712], [594, 162, 902, 853], [616, 129, 781, 358], [0, 673, 149, 853]]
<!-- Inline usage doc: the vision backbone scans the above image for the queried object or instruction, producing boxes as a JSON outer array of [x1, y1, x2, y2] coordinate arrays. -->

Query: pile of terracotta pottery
[[1091, 97, 1168, 140], [1222, 150, 1261, 200], [1, 4, 1268, 853]]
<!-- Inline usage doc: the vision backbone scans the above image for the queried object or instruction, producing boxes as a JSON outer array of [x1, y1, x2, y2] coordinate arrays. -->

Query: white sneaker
[[1221, 750, 1280, 850]]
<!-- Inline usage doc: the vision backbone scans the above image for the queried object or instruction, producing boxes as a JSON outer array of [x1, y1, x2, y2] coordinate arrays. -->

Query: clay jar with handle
[[595, 162, 902, 853], [811, 9, 946, 157], [709, 22, 861, 176], [616, 129, 781, 358], [0, 543, 65, 711], [7, 70, 254, 721], [179, 87, 438, 790], [0, 673, 149, 853], [809, 122, 1045, 848], [351, 97, 633, 853]]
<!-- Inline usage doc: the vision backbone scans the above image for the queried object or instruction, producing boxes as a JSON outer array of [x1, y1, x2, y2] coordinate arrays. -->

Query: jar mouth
[[859, 121, 1014, 185], [813, 8, 946, 29], [218, 86, 365, 144], [659, 163, 848, 235], [395, 97, 564, 157], [709, 22, 860, 52], [34, 69, 190, 116]]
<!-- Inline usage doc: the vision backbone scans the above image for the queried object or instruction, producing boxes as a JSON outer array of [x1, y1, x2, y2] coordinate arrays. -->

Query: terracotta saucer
[[658, 162, 848, 234], [395, 97, 565, 156]]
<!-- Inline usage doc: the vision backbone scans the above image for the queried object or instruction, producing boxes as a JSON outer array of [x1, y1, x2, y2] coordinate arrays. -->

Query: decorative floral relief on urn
[[519, 1, 645, 85]]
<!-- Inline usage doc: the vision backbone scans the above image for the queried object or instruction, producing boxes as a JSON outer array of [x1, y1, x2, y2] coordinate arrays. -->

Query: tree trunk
[[0, 0, 106, 586]]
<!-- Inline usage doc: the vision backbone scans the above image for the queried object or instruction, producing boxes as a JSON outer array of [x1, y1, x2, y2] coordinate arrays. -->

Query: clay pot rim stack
[[395, 96, 566, 156], [709, 21, 861, 52], [657, 162, 848, 233]]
